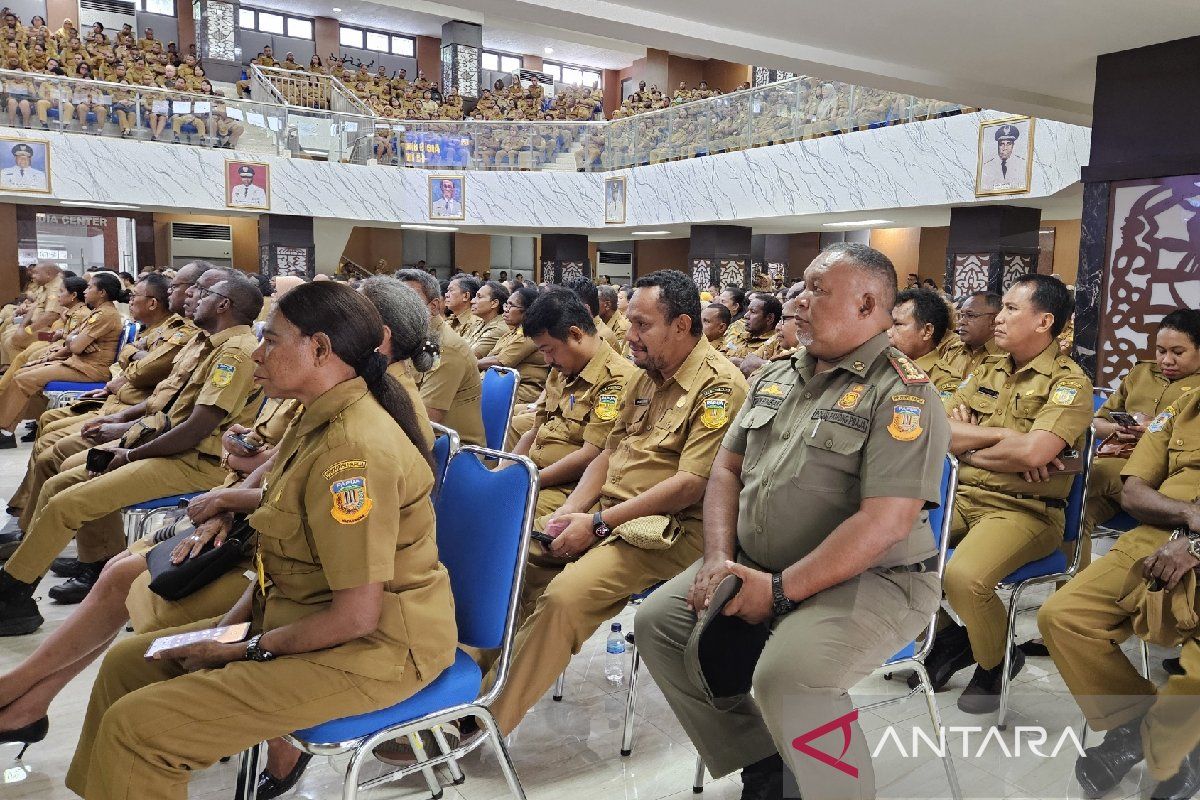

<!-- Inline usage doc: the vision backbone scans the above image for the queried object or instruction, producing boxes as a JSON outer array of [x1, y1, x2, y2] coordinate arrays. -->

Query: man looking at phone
[[0, 269, 263, 633]]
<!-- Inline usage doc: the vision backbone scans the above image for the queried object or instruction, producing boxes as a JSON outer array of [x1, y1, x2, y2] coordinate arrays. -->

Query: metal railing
[[0, 68, 966, 171]]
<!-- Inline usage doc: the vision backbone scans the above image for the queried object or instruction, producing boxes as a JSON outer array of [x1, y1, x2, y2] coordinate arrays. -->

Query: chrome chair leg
[[406, 731, 444, 799], [1139, 639, 1150, 679], [692, 754, 705, 793], [552, 671, 565, 701], [477, 709, 527, 800], [431, 724, 465, 785], [620, 643, 641, 756], [234, 742, 262, 800], [996, 583, 1024, 729], [911, 661, 961, 800]]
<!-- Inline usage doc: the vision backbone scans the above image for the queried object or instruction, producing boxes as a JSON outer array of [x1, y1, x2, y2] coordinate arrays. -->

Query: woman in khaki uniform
[[58, 282, 455, 799], [479, 284, 548, 404], [0, 274, 91, 395]]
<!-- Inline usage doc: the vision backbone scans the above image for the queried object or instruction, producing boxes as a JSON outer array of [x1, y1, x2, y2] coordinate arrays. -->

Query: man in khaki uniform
[[1, 263, 64, 367], [598, 285, 630, 346], [479, 270, 747, 736], [924, 275, 1092, 713], [888, 287, 971, 398], [398, 270, 485, 446], [0, 271, 264, 632], [565, 277, 622, 352], [637, 244, 948, 800], [1039, 388, 1200, 800], [444, 275, 480, 338], [465, 280, 510, 359], [723, 292, 777, 361], [956, 290, 1005, 376]]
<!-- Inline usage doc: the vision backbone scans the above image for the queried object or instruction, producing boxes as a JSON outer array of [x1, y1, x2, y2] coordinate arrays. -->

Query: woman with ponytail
[[65, 281, 457, 800]]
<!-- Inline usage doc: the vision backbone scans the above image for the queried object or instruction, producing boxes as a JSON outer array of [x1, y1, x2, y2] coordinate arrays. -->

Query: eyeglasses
[[781, 314, 800, 323], [168, 281, 194, 290], [197, 285, 229, 301], [959, 311, 997, 321]]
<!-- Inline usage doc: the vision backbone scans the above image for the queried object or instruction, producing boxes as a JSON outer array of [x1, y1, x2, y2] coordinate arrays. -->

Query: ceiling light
[[332, 6, 341, 11], [544, 47, 553, 54], [821, 219, 893, 228], [631, 230, 671, 235], [401, 223, 459, 232], [60, 200, 139, 210]]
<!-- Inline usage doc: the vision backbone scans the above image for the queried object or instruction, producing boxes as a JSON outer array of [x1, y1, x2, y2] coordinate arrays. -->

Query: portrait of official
[[0, 138, 51, 193], [225, 160, 271, 210], [604, 175, 626, 224], [429, 175, 465, 220], [976, 116, 1034, 196]]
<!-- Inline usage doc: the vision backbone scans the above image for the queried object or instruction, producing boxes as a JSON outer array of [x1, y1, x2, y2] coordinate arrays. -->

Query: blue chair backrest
[[434, 446, 535, 650], [1093, 393, 1106, 413], [928, 455, 959, 550], [481, 367, 519, 451], [1062, 427, 1096, 544], [119, 321, 139, 351]]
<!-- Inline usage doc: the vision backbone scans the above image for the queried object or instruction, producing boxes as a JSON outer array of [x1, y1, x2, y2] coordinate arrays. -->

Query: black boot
[[19, 422, 36, 443], [0, 526, 22, 562], [48, 559, 105, 604], [957, 646, 1025, 714], [910, 621, 974, 690], [1153, 743, 1200, 800], [50, 557, 84, 579], [1164, 657, 1185, 676], [1075, 716, 1144, 799], [0, 432, 15, 449], [0, 570, 42, 636], [740, 753, 785, 800]]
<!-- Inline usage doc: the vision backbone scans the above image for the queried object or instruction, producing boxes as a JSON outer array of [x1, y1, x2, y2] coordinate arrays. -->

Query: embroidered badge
[[595, 393, 620, 421], [700, 399, 729, 429], [759, 383, 786, 397], [211, 362, 236, 388], [887, 404, 924, 441], [891, 393, 926, 405], [886, 352, 930, 385], [1051, 385, 1079, 406], [836, 384, 867, 411], [852, 360, 867, 372], [1148, 406, 1176, 433], [330, 476, 372, 525], [169, 330, 189, 345], [322, 459, 368, 480]]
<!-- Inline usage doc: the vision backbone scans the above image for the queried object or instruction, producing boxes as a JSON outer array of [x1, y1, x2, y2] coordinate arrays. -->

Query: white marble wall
[[0, 111, 1088, 228]]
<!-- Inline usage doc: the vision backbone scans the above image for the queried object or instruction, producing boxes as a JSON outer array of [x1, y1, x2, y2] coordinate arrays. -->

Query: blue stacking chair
[[122, 492, 201, 548], [234, 445, 538, 800], [44, 320, 140, 409], [429, 422, 459, 500], [481, 366, 519, 451]]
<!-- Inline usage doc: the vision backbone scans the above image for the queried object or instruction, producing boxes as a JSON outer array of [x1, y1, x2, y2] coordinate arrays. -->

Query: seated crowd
[[0, 247, 1199, 800]]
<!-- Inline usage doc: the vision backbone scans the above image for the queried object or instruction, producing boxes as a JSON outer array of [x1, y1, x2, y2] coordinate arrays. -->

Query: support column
[[943, 205, 1041, 298], [194, 0, 240, 83], [258, 215, 314, 279], [688, 224, 752, 292], [539, 234, 588, 284], [751, 233, 790, 290]]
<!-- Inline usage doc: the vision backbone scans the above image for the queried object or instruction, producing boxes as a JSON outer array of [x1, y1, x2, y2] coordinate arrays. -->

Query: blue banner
[[401, 131, 472, 167]]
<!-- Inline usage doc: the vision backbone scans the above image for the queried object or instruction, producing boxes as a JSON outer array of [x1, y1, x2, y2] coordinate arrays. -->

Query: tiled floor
[[0, 440, 1176, 799]]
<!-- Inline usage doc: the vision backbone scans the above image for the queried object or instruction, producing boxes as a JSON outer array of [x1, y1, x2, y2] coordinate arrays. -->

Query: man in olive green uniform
[[926, 274, 1093, 713], [444, 275, 480, 338], [465, 280, 510, 359], [956, 290, 1005, 376], [482, 270, 747, 736], [398, 270, 485, 446], [0, 271, 264, 633], [723, 292, 777, 361], [888, 287, 970, 398], [637, 244, 948, 800], [1039, 388, 1200, 800]]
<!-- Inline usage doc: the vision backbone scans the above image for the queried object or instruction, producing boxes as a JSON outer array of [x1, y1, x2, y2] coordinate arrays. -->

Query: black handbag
[[146, 515, 256, 601]]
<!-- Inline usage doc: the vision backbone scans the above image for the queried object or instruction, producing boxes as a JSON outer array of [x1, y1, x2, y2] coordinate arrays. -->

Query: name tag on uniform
[[812, 409, 869, 433], [977, 387, 1000, 397], [635, 398, 650, 406]]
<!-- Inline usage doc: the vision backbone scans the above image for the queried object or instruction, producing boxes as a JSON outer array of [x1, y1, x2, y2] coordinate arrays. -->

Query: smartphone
[[86, 447, 116, 474], [229, 433, 264, 453], [531, 531, 555, 546], [1109, 411, 1140, 427]]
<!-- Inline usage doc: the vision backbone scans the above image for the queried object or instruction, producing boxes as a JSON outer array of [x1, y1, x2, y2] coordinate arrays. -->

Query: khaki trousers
[[14, 426, 93, 528], [4, 452, 226, 582], [0, 362, 99, 432], [65, 619, 427, 800], [0, 340, 53, 394], [1, 325, 35, 366], [636, 560, 938, 799], [1038, 526, 1200, 781], [945, 487, 1064, 669], [483, 530, 703, 734]]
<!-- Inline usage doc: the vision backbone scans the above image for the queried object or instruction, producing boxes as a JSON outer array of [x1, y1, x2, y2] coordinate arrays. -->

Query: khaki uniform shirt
[[386, 360, 435, 449], [248, 377, 456, 684], [487, 325, 549, 405], [962, 338, 1005, 378], [726, 333, 949, 571], [112, 315, 197, 405], [529, 340, 637, 469], [600, 338, 748, 539], [465, 315, 508, 360], [751, 334, 792, 362], [56, 302, 123, 376], [606, 310, 631, 343], [594, 315, 622, 352], [415, 317, 485, 447], [948, 342, 1093, 500], [136, 331, 212, 421], [914, 334, 972, 399], [449, 309, 479, 338], [724, 325, 772, 360], [1099, 362, 1200, 422]]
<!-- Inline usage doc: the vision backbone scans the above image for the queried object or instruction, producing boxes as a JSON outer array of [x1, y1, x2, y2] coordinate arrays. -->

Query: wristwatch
[[771, 573, 799, 617], [592, 511, 611, 540], [1171, 528, 1200, 561], [244, 633, 276, 662]]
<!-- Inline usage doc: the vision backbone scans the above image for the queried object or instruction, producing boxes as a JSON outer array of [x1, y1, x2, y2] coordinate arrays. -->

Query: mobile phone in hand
[[229, 433, 264, 453], [531, 531, 554, 546], [1109, 411, 1139, 427], [85, 447, 116, 474]]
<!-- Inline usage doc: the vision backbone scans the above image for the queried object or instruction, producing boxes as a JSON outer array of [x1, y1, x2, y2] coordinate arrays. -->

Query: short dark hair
[[751, 292, 782, 326], [634, 270, 702, 337], [895, 288, 951, 344], [139, 272, 170, 305], [969, 291, 1002, 312], [720, 285, 747, 313], [88, 271, 124, 302], [217, 273, 265, 325], [62, 274, 88, 301], [479, 280, 509, 309], [565, 276, 600, 316], [523, 287, 597, 340], [705, 302, 731, 325], [597, 284, 618, 310], [451, 276, 481, 300], [509, 284, 540, 312], [1011, 274, 1073, 337], [1159, 308, 1200, 348], [820, 242, 897, 306]]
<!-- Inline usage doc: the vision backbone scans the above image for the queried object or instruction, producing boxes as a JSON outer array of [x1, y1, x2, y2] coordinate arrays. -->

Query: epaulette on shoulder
[[886, 348, 929, 385]]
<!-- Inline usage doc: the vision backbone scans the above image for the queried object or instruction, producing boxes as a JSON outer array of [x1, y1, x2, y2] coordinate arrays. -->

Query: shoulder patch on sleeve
[[887, 351, 930, 385], [1148, 406, 1176, 433], [210, 362, 236, 387], [329, 476, 372, 525], [1050, 385, 1080, 406]]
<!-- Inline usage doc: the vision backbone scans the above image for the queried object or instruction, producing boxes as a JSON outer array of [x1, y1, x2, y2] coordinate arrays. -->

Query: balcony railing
[[0, 69, 966, 172]]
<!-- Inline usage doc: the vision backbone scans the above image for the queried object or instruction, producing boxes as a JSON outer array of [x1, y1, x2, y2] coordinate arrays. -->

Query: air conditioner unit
[[78, 0, 136, 36], [596, 250, 632, 284], [169, 222, 233, 267]]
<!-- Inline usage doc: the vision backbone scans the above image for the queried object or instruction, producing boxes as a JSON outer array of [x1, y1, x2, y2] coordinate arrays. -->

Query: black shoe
[[255, 752, 313, 800], [0, 529, 22, 562], [1164, 657, 1186, 676], [47, 559, 105, 604], [909, 622, 974, 691], [1153, 743, 1200, 800], [957, 647, 1026, 714], [0, 715, 48, 759], [50, 557, 83, 579], [740, 753, 784, 800], [0, 571, 42, 635], [0, 433, 15, 449], [1075, 716, 1144, 799], [19, 423, 36, 443]]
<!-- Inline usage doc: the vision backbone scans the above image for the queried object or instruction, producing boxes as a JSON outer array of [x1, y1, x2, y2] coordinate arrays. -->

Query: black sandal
[[255, 752, 313, 800]]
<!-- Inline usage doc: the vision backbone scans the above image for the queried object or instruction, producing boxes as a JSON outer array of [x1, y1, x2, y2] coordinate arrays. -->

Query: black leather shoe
[[1153, 743, 1200, 800], [0, 433, 15, 450], [1075, 716, 1144, 799], [256, 752, 313, 800], [740, 753, 784, 800], [47, 559, 105, 604], [957, 647, 1025, 714], [0, 529, 22, 562], [0, 715, 48, 759], [910, 622, 974, 691], [50, 557, 83, 579], [1164, 657, 1186, 676], [19, 423, 36, 443], [0, 571, 42, 636]]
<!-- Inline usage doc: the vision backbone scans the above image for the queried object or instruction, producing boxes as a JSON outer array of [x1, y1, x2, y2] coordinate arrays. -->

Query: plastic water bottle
[[604, 623, 626, 685]]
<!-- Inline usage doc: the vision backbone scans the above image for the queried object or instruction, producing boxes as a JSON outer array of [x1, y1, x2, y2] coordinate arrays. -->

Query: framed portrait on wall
[[975, 115, 1034, 197], [0, 137, 51, 193], [604, 176, 626, 224], [226, 160, 271, 210], [429, 175, 466, 220]]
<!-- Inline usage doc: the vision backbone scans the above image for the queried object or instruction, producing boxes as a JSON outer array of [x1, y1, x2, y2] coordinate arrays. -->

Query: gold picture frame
[[604, 175, 627, 224], [429, 175, 466, 220], [975, 115, 1035, 197], [225, 159, 271, 211], [0, 136, 52, 194]]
